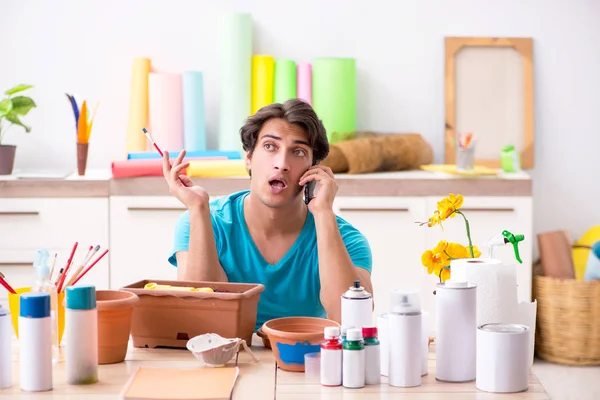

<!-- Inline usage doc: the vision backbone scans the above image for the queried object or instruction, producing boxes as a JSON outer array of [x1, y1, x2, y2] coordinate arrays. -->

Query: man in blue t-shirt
[[163, 99, 373, 331]]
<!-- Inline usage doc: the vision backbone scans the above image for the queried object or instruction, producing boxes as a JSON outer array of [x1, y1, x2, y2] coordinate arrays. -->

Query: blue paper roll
[[182, 71, 207, 151], [127, 150, 243, 160]]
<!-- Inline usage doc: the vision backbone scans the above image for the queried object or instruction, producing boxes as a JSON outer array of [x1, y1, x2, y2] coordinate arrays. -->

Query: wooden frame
[[445, 37, 534, 169]]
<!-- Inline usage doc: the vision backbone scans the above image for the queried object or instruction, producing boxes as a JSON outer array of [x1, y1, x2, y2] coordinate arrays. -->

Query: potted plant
[[0, 84, 36, 175]]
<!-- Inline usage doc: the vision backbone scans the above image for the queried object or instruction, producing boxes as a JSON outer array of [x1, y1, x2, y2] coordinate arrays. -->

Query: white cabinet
[[109, 196, 187, 290], [0, 198, 110, 304], [333, 197, 432, 326]]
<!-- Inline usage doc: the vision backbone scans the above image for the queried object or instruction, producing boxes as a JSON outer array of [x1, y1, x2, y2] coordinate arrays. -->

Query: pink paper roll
[[297, 62, 312, 105], [148, 73, 184, 152]]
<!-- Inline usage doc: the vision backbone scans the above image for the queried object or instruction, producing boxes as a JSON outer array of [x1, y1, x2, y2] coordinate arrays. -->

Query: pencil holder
[[8, 288, 65, 345], [77, 142, 89, 176], [456, 145, 475, 171]]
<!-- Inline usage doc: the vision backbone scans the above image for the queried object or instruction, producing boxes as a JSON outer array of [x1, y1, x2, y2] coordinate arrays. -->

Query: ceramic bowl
[[261, 316, 339, 372]]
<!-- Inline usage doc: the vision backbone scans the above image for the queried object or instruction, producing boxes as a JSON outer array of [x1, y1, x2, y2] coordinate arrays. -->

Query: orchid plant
[[418, 193, 481, 282]]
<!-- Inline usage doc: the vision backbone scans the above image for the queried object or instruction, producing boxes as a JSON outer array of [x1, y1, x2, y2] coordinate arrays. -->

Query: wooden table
[[1, 335, 549, 399]]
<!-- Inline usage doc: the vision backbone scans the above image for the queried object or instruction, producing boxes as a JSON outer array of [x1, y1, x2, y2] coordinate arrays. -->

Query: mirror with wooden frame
[[445, 37, 534, 169]]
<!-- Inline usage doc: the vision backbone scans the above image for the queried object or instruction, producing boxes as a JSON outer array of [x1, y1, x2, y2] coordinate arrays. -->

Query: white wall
[[1, 0, 599, 251]]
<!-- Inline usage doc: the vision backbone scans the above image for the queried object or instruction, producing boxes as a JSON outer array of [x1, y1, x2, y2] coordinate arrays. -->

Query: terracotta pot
[[0, 145, 16, 175], [96, 290, 139, 364], [262, 316, 339, 372], [76, 142, 88, 176]]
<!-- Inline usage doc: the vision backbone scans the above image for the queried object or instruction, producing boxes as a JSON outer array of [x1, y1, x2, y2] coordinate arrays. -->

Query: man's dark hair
[[240, 99, 330, 164]]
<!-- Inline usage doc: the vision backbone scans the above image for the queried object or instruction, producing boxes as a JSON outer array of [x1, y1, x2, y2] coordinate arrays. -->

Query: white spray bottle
[[485, 230, 525, 263]]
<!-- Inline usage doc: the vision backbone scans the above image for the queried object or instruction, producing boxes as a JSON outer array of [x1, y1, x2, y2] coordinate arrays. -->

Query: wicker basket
[[533, 273, 600, 365]]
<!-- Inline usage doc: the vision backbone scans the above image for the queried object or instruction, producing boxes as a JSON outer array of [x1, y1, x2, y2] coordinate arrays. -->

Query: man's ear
[[245, 150, 252, 170]]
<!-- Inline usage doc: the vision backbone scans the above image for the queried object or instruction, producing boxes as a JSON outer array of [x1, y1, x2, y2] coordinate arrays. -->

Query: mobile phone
[[304, 180, 316, 204]]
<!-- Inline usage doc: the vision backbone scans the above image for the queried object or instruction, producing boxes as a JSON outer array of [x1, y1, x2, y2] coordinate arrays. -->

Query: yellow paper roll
[[187, 159, 248, 177], [251, 55, 275, 114], [125, 57, 151, 153]]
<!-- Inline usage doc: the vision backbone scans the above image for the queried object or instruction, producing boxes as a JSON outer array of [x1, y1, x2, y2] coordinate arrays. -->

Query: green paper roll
[[312, 58, 357, 143], [274, 59, 297, 104], [218, 12, 252, 152]]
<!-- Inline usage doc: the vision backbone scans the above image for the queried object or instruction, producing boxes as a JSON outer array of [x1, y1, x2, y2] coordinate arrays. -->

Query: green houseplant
[[0, 84, 36, 175]]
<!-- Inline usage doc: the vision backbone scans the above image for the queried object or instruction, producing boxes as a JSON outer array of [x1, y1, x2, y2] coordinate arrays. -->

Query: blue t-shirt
[[168, 190, 372, 331]]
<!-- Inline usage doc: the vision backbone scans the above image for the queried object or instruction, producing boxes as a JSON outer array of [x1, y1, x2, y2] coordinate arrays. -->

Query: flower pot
[[0, 144, 16, 175], [96, 290, 139, 364], [77, 142, 88, 176]]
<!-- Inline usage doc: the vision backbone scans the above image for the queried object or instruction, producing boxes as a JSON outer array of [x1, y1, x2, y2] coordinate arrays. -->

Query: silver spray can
[[341, 280, 373, 334], [388, 289, 422, 388]]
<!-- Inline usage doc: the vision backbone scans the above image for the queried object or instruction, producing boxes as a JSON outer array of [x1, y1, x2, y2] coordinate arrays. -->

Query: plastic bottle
[[485, 230, 525, 262], [320, 326, 342, 386], [388, 289, 422, 388], [19, 292, 53, 392], [342, 327, 365, 389], [362, 326, 381, 385], [31, 248, 59, 364], [0, 305, 12, 389], [65, 285, 98, 385], [341, 280, 373, 334]]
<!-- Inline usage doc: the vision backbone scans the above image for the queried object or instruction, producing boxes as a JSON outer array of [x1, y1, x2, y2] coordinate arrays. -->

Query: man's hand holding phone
[[299, 165, 338, 216]]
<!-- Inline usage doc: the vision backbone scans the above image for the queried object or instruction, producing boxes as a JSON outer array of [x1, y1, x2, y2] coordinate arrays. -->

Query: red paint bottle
[[320, 326, 342, 386]]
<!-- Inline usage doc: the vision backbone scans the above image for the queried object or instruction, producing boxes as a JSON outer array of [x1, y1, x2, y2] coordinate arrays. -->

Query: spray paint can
[[388, 289, 422, 388], [341, 280, 373, 334], [421, 311, 430, 376], [362, 326, 381, 385], [436, 279, 477, 382], [378, 313, 389, 377], [342, 328, 365, 388], [320, 326, 342, 386], [0, 306, 12, 389]]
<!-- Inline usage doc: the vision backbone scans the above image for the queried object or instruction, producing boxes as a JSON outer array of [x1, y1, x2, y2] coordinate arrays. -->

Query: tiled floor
[[532, 358, 600, 400]]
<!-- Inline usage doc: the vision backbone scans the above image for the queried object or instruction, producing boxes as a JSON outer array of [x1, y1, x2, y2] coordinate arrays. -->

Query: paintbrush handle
[[65, 265, 85, 288]]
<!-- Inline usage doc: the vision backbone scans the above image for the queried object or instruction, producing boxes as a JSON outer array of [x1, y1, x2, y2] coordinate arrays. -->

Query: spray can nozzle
[[501, 230, 524, 264]]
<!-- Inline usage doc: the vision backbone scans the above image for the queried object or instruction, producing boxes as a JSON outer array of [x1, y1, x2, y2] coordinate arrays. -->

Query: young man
[[164, 99, 373, 331]]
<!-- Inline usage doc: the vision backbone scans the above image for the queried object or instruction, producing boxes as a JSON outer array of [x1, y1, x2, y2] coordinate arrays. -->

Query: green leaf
[[0, 99, 12, 118], [10, 96, 36, 115], [6, 112, 31, 133], [5, 84, 33, 96]]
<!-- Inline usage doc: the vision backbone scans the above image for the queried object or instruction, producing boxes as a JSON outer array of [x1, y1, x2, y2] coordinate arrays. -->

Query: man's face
[[246, 118, 313, 209]]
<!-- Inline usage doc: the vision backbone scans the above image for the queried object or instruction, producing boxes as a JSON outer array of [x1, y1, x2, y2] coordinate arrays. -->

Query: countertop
[[0, 169, 532, 198]]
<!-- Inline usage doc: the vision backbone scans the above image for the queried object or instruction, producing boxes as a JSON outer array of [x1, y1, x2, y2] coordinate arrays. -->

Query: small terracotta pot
[[96, 290, 139, 364], [262, 316, 339, 372]]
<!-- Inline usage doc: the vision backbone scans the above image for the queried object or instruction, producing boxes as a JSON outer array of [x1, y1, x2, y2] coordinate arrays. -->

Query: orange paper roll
[[111, 157, 227, 178], [251, 55, 275, 114], [186, 159, 248, 178], [125, 57, 151, 153], [148, 73, 184, 152]]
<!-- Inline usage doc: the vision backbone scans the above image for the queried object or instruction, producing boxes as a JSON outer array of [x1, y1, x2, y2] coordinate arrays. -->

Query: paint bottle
[[362, 326, 381, 385], [342, 327, 365, 389], [19, 292, 53, 392], [341, 280, 373, 334], [0, 306, 12, 389], [388, 289, 422, 388], [320, 326, 342, 386], [65, 285, 98, 385]]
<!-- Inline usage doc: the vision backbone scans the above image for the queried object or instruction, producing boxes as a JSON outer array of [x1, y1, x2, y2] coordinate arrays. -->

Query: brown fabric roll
[[321, 133, 434, 174]]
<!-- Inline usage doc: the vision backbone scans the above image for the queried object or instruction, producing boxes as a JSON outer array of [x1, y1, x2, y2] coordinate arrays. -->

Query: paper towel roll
[[476, 323, 529, 393], [218, 12, 252, 152], [450, 258, 519, 326], [148, 73, 184, 152], [125, 57, 151, 153], [377, 313, 389, 377], [297, 62, 312, 105], [182, 71, 206, 151]]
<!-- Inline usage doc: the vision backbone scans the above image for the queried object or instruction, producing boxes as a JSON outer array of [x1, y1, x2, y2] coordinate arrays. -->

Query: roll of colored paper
[[297, 62, 312, 105], [251, 55, 275, 114], [312, 58, 357, 143], [182, 71, 207, 151], [127, 150, 243, 160], [274, 59, 297, 104], [187, 159, 248, 178], [125, 57, 151, 153], [111, 158, 226, 179], [148, 73, 184, 152], [218, 12, 252, 152]]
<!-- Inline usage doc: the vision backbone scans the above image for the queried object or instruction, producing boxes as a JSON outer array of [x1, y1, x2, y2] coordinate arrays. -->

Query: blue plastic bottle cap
[[65, 285, 97, 310], [20, 292, 51, 318]]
